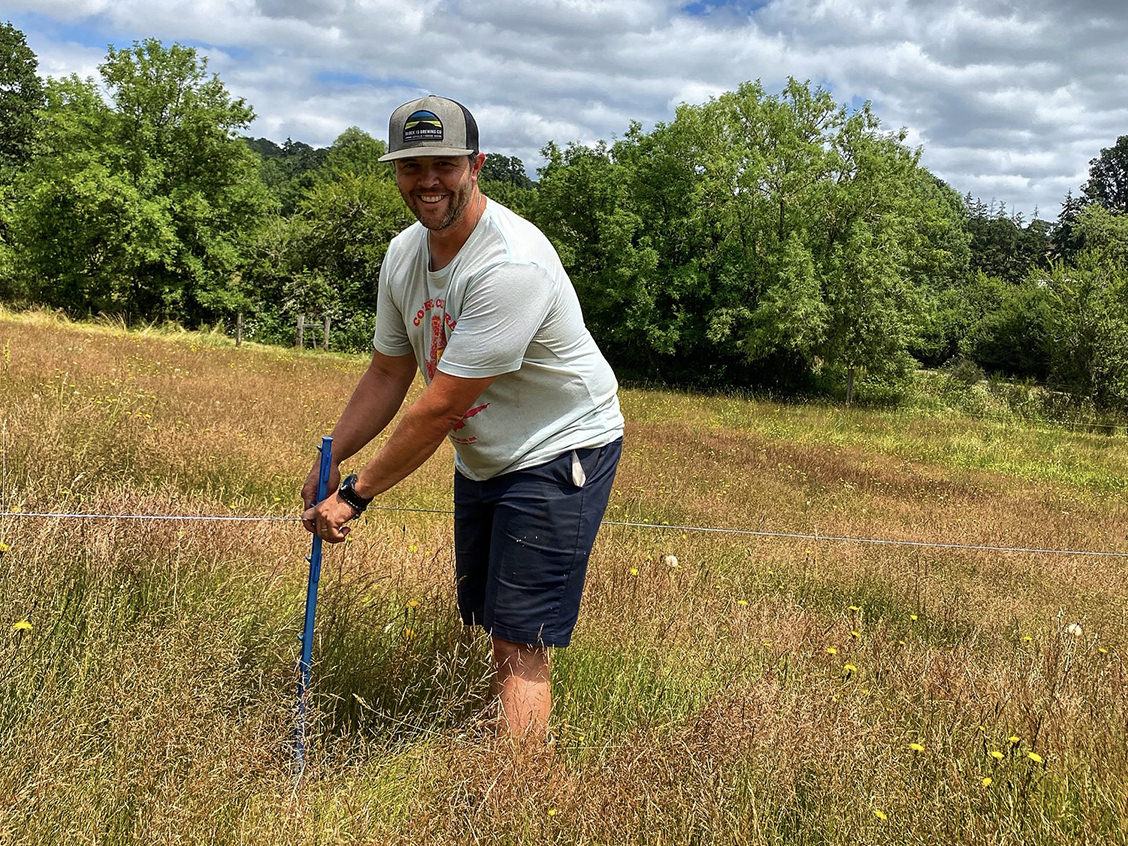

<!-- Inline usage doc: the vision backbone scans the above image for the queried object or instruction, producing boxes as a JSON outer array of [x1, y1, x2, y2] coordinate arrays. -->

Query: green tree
[[1083, 135, 1128, 214], [0, 21, 43, 180], [10, 39, 271, 323]]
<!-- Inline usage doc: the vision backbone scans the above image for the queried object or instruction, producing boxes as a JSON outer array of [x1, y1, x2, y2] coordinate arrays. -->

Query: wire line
[[2, 508, 1125, 558]]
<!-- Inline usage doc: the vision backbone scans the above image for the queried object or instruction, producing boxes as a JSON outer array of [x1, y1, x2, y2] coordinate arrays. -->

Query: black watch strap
[[337, 473, 373, 516]]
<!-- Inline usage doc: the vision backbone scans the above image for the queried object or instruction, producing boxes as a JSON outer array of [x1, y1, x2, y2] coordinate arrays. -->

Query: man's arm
[[304, 367, 496, 542], [300, 350, 417, 510]]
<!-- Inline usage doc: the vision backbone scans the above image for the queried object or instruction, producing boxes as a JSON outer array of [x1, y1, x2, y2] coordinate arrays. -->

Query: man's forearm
[[352, 370, 497, 499]]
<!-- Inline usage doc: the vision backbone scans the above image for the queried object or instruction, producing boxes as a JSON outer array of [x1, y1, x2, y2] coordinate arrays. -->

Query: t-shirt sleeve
[[373, 259, 413, 356], [436, 262, 555, 378]]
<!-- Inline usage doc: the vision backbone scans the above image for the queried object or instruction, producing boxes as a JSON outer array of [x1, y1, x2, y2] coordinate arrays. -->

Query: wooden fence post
[[296, 313, 305, 348], [236, 312, 243, 348], [323, 314, 331, 351]]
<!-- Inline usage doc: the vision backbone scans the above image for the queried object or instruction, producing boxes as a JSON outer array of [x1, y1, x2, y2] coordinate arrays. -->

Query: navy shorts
[[453, 438, 622, 648]]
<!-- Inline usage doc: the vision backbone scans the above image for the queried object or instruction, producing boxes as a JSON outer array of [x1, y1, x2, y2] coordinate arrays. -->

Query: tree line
[[2, 27, 1127, 408]]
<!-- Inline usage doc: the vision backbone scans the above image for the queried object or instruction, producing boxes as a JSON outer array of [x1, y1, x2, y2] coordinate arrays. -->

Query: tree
[[1083, 135, 1128, 214], [0, 21, 43, 180], [9, 40, 271, 323]]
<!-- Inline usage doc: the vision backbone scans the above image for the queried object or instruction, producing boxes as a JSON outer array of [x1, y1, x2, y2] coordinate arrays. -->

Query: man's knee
[[491, 636, 549, 678]]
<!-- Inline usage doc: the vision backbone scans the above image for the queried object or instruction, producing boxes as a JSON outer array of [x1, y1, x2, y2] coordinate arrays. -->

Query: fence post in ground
[[323, 314, 331, 351], [236, 312, 243, 348], [294, 435, 333, 776], [296, 314, 305, 348]]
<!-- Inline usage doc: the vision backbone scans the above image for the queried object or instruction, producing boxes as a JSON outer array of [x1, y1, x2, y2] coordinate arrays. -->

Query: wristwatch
[[337, 474, 373, 516]]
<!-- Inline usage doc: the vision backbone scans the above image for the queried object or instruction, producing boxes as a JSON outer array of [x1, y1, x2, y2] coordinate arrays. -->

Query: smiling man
[[302, 95, 624, 742]]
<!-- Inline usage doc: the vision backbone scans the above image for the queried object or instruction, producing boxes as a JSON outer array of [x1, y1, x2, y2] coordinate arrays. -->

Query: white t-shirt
[[374, 200, 624, 481]]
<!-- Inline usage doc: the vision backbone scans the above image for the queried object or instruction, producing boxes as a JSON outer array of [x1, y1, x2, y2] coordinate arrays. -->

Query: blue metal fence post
[[294, 435, 333, 773]]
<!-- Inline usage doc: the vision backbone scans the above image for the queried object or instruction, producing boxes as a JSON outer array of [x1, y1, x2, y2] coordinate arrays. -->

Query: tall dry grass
[[2, 308, 1126, 844]]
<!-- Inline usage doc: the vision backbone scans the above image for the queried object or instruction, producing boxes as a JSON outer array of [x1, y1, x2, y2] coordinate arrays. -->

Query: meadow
[[1, 308, 1126, 845]]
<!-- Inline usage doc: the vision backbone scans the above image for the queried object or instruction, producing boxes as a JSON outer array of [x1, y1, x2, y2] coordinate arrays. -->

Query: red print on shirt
[[413, 297, 455, 380], [450, 402, 488, 444]]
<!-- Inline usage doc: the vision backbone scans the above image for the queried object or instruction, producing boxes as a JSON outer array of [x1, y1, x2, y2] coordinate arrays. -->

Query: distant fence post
[[236, 312, 243, 348], [322, 314, 331, 351], [296, 314, 305, 348]]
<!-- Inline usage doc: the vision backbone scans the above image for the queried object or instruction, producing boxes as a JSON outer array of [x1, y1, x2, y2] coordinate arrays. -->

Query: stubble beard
[[407, 180, 473, 232]]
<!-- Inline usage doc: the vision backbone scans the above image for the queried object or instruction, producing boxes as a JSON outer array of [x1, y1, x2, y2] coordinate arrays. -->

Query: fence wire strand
[[2, 507, 1126, 558]]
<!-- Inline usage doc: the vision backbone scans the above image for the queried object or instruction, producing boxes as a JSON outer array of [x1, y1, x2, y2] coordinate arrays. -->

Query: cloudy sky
[[7, 0, 1127, 220]]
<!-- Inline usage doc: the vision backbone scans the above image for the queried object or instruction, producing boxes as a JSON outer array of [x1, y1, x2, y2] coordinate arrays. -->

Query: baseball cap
[[379, 95, 479, 162]]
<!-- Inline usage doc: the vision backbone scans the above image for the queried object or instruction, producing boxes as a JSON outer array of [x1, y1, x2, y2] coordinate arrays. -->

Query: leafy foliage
[[1, 23, 1127, 410]]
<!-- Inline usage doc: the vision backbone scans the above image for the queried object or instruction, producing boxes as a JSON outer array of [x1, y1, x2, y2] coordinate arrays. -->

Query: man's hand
[[300, 458, 342, 535], [302, 492, 357, 543]]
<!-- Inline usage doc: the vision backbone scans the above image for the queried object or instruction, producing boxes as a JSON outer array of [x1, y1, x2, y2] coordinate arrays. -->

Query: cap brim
[[379, 146, 476, 162]]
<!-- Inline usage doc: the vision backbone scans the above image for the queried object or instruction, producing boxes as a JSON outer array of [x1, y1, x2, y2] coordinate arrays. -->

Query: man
[[302, 95, 623, 741]]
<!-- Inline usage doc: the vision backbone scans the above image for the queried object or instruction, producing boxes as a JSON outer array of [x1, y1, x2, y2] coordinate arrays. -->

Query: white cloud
[[8, 0, 1127, 218]]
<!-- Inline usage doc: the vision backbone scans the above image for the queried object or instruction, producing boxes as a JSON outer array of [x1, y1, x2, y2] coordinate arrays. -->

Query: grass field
[[2, 309, 1127, 845]]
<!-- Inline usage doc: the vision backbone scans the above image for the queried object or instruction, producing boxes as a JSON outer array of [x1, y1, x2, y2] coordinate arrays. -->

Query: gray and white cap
[[379, 95, 479, 162]]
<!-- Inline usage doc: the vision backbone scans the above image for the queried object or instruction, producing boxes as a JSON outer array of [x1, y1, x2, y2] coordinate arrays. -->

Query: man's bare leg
[[491, 636, 551, 741]]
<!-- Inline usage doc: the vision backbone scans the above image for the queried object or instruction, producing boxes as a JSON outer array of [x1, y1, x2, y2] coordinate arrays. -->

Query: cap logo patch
[[403, 110, 443, 143]]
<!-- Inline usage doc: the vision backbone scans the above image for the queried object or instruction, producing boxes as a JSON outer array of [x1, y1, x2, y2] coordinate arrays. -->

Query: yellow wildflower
[[873, 809, 887, 821], [11, 620, 32, 632], [910, 614, 918, 622], [0, 541, 9, 555], [1008, 735, 1020, 745], [982, 777, 993, 787], [989, 750, 1004, 760], [1027, 752, 1044, 764], [850, 630, 861, 639], [407, 600, 420, 609], [629, 567, 639, 576], [826, 647, 837, 655], [909, 742, 926, 753], [844, 663, 857, 674]]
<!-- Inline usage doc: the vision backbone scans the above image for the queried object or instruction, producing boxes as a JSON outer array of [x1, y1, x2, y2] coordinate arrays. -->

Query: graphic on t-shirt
[[412, 297, 456, 380], [451, 402, 488, 445]]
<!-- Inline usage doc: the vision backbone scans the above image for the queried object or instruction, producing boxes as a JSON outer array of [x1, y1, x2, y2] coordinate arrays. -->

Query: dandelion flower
[[873, 809, 887, 821], [11, 620, 31, 632], [1027, 752, 1043, 764], [1099, 647, 1109, 654], [844, 663, 857, 673], [910, 614, 918, 622], [826, 647, 837, 655], [1022, 635, 1032, 643], [1008, 735, 1020, 745], [629, 567, 639, 576], [737, 599, 748, 606], [1066, 623, 1083, 636], [909, 742, 926, 753], [409, 544, 418, 553], [407, 600, 420, 609], [981, 777, 993, 787], [848, 605, 861, 612], [547, 808, 557, 817], [990, 750, 1004, 760], [0, 542, 9, 555], [850, 630, 861, 639]]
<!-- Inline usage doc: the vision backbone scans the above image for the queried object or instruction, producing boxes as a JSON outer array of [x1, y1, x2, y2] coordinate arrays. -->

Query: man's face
[[394, 155, 482, 232]]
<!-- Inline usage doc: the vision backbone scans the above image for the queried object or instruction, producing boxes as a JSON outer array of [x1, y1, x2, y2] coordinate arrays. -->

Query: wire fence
[[3, 505, 1126, 559]]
